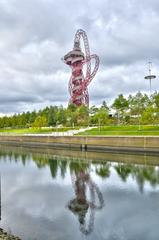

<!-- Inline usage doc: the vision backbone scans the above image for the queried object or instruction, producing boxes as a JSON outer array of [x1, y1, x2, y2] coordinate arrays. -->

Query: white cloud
[[0, 0, 159, 113]]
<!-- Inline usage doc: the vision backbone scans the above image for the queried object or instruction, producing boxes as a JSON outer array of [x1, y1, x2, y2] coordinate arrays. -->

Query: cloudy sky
[[0, 0, 159, 114]]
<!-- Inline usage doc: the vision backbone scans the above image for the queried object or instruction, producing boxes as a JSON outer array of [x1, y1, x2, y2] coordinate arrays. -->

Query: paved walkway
[[51, 126, 96, 136], [25, 126, 97, 136]]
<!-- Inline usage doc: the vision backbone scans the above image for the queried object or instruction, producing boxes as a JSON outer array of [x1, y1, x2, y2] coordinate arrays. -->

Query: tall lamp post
[[144, 62, 156, 94]]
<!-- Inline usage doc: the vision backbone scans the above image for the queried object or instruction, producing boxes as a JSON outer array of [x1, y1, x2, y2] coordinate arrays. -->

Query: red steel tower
[[63, 29, 99, 106]]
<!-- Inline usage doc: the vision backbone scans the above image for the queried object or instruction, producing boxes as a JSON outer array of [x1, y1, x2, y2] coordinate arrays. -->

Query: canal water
[[0, 145, 159, 240]]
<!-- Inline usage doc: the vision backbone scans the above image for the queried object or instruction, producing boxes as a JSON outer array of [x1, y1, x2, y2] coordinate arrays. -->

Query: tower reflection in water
[[68, 167, 104, 236]]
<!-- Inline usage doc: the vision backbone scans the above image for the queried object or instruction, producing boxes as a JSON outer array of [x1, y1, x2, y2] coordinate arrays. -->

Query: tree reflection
[[1, 148, 159, 193], [49, 158, 58, 178], [68, 163, 104, 236], [95, 162, 110, 179], [114, 163, 159, 192], [59, 160, 68, 179], [114, 164, 132, 182]]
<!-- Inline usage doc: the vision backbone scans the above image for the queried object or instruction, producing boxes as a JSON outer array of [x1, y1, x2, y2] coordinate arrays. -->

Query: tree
[[32, 116, 47, 129], [128, 92, 150, 115], [66, 104, 78, 126], [29, 111, 37, 124], [151, 91, 159, 109], [151, 92, 159, 123], [141, 106, 155, 124], [89, 105, 99, 116], [91, 107, 109, 125], [128, 92, 151, 124], [101, 100, 109, 111], [76, 105, 89, 126], [48, 106, 58, 126], [57, 106, 67, 125], [112, 94, 128, 124]]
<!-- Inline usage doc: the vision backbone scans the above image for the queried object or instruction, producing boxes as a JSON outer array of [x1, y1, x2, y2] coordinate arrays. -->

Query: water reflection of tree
[[114, 164, 132, 182], [59, 160, 68, 179], [114, 163, 159, 192], [0, 151, 28, 165], [70, 161, 89, 174], [95, 162, 110, 179], [134, 166, 159, 192], [1, 150, 159, 192], [48, 158, 68, 179], [49, 159, 58, 178]]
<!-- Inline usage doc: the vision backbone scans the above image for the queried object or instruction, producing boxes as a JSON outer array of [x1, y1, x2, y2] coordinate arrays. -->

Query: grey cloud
[[0, 0, 159, 113]]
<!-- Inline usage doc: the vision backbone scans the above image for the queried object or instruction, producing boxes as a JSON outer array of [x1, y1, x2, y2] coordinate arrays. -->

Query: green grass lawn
[[1, 125, 159, 136], [0, 127, 80, 135], [77, 125, 159, 136]]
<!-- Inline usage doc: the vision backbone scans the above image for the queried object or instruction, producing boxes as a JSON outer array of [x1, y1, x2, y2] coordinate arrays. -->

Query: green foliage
[[32, 116, 47, 129], [0, 92, 159, 130], [48, 106, 58, 126], [141, 106, 155, 124], [101, 100, 109, 111], [112, 94, 128, 112], [91, 107, 109, 125], [89, 105, 99, 115], [112, 94, 128, 124], [151, 91, 159, 109], [128, 92, 150, 116], [76, 105, 89, 126]]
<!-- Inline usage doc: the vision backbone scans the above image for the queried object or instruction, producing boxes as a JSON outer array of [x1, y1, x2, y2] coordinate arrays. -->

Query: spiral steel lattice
[[63, 29, 99, 106]]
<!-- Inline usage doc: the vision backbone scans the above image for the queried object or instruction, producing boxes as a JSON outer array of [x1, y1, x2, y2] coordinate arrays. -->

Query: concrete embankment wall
[[0, 135, 159, 153]]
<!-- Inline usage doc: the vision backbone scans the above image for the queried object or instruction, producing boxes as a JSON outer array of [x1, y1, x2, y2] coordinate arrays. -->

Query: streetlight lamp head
[[144, 62, 156, 93], [144, 75, 156, 80]]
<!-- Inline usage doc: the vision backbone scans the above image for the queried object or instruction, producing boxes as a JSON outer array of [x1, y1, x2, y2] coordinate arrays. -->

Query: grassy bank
[[1, 125, 159, 136], [78, 125, 159, 136], [0, 127, 79, 135]]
